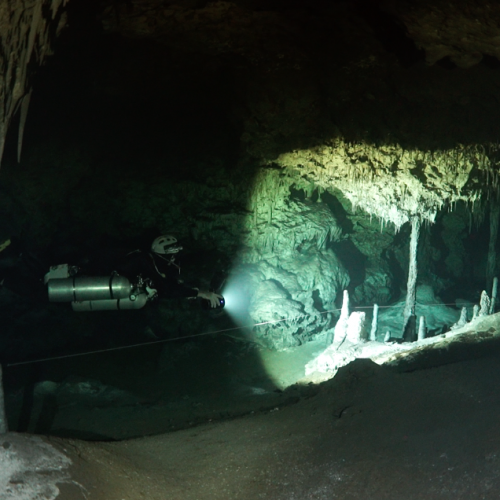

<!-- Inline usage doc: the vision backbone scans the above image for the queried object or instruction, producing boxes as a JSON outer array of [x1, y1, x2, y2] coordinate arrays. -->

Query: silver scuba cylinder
[[71, 292, 148, 311], [48, 276, 133, 303]]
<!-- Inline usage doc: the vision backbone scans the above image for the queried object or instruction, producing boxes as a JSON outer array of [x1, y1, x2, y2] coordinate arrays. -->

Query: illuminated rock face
[[227, 199, 349, 349], [1, 0, 499, 354], [250, 251, 347, 348], [271, 142, 494, 230]]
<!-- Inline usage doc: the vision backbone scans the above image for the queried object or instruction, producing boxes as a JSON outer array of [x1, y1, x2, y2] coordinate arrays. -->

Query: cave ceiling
[[99, 0, 500, 71], [4, 0, 500, 227], [92, 0, 500, 148], [86, 0, 500, 225]]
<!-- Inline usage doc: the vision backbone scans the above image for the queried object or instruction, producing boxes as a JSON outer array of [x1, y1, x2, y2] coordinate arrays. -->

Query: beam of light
[[222, 275, 252, 330], [222, 271, 318, 388], [220, 167, 340, 387]]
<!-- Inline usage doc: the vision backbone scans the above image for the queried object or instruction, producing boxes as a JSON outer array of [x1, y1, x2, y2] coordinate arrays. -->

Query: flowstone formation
[[0, 0, 68, 164], [270, 140, 498, 230]]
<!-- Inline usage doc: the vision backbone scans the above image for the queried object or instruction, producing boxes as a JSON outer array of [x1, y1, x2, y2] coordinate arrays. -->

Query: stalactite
[[0, 0, 68, 166], [402, 217, 421, 342], [17, 90, 32, 163], [0, 364, 7, 433]]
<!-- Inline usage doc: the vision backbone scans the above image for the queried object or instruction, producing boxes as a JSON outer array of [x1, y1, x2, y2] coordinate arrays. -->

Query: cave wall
[[0, 0, 499, 351]]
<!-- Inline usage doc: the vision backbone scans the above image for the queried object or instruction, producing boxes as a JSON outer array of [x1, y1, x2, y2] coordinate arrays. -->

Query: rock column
[[402, 217, 420, 342], [487, 200, 500, 295]]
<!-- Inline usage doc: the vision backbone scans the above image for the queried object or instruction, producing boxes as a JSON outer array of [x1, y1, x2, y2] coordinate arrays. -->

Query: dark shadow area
[[357, 1, 425, 68], [321, 190, 354, 234], [5, 0, 241, 183], [2, 314, 282, 439], [429, 203, 491, 304], [436, 56, 458, 70], [480, 54, 500, 69], [289, 186, 307, 201], [382, 248, 405, 302], [5, 0, 498, 169], [330, 240, 367, 293]]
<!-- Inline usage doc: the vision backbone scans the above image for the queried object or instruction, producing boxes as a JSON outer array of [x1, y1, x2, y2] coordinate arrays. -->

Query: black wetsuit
[[117, 250, 197, 299], [81, 248, 198, 300]]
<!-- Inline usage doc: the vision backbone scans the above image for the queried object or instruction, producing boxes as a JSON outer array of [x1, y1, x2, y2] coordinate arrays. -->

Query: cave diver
[[45, 234, 224, 311], [117, 234, 224, 308]]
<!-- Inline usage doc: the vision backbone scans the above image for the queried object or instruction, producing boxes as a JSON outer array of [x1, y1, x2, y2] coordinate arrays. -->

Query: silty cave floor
[[2, 290, 463, 441], [2, 314, 500, 499]]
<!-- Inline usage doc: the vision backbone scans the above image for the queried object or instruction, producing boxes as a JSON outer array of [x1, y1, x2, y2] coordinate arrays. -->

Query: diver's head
[[151, 235, 183, 255]]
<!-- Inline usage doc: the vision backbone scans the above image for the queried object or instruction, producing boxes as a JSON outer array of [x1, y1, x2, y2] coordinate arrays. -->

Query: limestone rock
[[227, 245, 349, 350], [353, 266, 394, 305], [248, 280, 305, 349]]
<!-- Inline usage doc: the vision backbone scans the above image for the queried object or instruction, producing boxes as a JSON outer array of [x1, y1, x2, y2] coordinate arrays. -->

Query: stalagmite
[[0, 364, 7, 433], [479, 290, 490, 317], [486, 200, 500, 293], [459, 306, 468, 326], [346, 311, 367, 343], [333, 290, 350, 342], [472, 304, 480, 321], [402, 217, 421, 342], [489, 277, 498, 315], [452, 307, 468, 330], [418, 316, 426, 340], [384, 331, 391, 342], [370, 303, 379, 341]]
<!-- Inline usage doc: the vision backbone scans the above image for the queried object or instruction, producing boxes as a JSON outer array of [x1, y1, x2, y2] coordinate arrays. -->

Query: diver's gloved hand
[[196, 289, 223, 308]]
